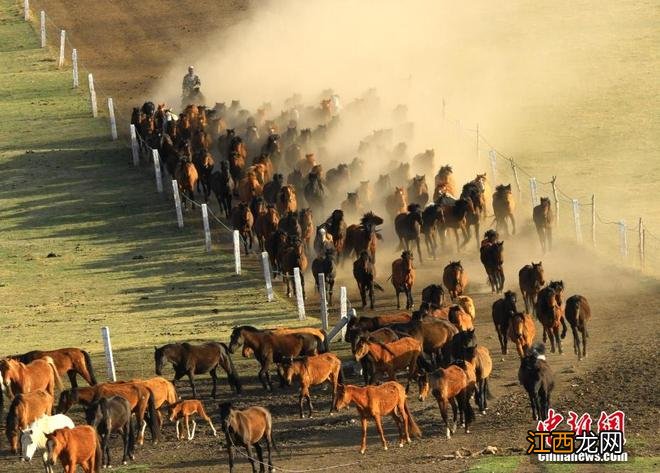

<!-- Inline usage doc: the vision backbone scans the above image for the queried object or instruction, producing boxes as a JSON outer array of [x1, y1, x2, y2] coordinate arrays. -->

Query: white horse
[[21, 414, 75, 473]]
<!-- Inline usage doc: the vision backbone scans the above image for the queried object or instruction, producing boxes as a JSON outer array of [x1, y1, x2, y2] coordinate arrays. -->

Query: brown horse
[[437, 196, 470, 252], [417, 362, 475, 439], [353, 337, 422, 393], [168, 400, 217, 440], [394, 204, 424, 262], [391, 250, 415, 310], [443, 261, 468, 299], [492, 184, 516, 235], [536, 283, 568, 354], [11, 348, 97, 388], [193, 148, 215, 202], [129, 377, 178, 427], [219, 402, 276, 473], [281, 236, 308, 299], [175, 159, 199, 210], [492, 291, 518, 354], [533, 197, 554, 253], [353, 250, 384, 310], [385, 187, 408, 220], [344, 212, 384, 263], [334, 382, 421, 454], [519, 262, 545, 314], [298, 208, 315, 252], [154, 342, 241, 399], [325, 209, 346, 259], [254, 204, 279, 252], [253, 154, 274, 183], [0, 357, 62, 406], [238, 170, 263, 204], [6, 390, 54, 453], [434, 165, 457, 199], [508, 312, 536, 358], [281, 353, 342, 418], [276, 185, 298, 215], [480, 241, 505, 293], [45, 425, 101, 473], [56, 385, 100, 414], [228, 326, 320, 391], [231, 202, 254, 255], [228, 149, 246, 184], [421, 284, 445, 306], [447, 305, 474, 331], [92, 382, 160, 445], [407, 175, 429, 207], [564, 295, 591, 360], [345, 312, 412, 343]]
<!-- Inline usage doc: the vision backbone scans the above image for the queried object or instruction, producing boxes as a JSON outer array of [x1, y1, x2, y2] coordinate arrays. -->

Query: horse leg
[[122, 426, 130, 464], [254, 442, 265, 473], [210, 369, 218, 398], [396, 289, 401, 310], [438, 397, 451, 439], [369, 283, 375, 310], [527, 391, 538, 420], [301, 273, 306, 300], [67, 370, 78, 389], [373, 414, 388, 451], [582, 324, 588, 358], [554, 326, 563, 354], [453, 228, 460, 253], [245, 443, 258, 473], [306, 392, 314, 418], [359, 416, 368, 454], [188, 371, 198, 398], [571, 325, 580, 358]]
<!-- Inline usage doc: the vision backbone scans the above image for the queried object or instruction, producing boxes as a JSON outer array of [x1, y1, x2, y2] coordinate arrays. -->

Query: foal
[[219, 402, 276, 473], [168, 399, 217, 440]]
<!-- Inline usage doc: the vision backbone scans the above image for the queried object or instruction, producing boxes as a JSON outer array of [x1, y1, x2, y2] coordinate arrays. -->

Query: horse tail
[[81, 350, 98, 385], [127, 410, 136, 459], [145, 388, 160, 443], [44, 357, 63, 391], [315, 335, 328, 354], [265, 409, 278, 453], [403, 400, 422, 438], [218, 343, 242, 395]]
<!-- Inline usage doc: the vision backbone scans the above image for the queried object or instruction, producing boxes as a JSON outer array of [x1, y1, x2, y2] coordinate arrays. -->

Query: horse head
[[532, 262, 545, 287], [228, 328, 244, 354]]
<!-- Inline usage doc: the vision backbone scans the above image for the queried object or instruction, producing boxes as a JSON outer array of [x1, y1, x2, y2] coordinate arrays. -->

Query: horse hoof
[[466, 429, 471, 434], [360, 449, 366, 455], [481, 411, 486, 415], [383, 446, 388, 451], [399, 443, 404, 448]]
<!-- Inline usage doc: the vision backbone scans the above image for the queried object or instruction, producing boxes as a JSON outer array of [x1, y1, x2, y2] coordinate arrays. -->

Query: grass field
[[0, 0, 306, 381]]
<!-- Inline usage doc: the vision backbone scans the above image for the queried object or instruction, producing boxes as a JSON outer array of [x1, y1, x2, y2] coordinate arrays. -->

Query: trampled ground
[[0, 1, 658, 472]]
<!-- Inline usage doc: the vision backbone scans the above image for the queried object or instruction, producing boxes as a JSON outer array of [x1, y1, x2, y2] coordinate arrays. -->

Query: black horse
[[311, 248, 337, 306], [154, 342, 242, 398], [86, 396, 135, 468], [210, 161, 234, 218], [518, 344, 554, 421], [352, 250, 383, 310], [394, 204, 424, 263]]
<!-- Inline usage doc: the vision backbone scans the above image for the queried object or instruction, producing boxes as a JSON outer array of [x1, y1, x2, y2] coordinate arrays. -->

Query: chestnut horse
[[533, 197, 554, 253], [168, 399, 217, 440], [434, 165, 457, 199], [519, 262, 545, 314], [492, 184, 516, 235], [6, 389, 54, 453], [254, 204, 279, 252], [45, 425, 101, 473], [154, 342, 241, 399], [11, 347, 97, 388], [335, 382, 421, 454], [508, 312, 536, 358], [391, 250, 415, 310], [238, 170, 263, 204], [174, 159, 199, 210], [344, 212, 384, 263], [298, 208, 315, 253], [0, 357, 62, 413], [325, 209, 347, 259], [536, 283, 568, 354], [353, 337, 422, 393], [281, 353, 343, 418], [564, 294, 592, 360], [231, 202, 254, 255], [276, 185, 298, 215], [219, 402, 276, 473], [443, 261, 468, 299]]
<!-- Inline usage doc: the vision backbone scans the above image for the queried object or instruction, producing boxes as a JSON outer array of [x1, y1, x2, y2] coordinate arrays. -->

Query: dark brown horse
[[491, 291, 518, 354], [344, 212, 384, 263], [533, 197, 554, 253], [536, 282, 567, 354], [480, 241, 504, 293], [210, 160, 234, 218], [85, 395, 135, 468], [219, 402, 276, 473], [518, 344, 554, 421], [281, 236, 308, 300], [492, 184, 516, 235], [263, 174, 284, 206], [443, 261, 468, 299], [391, 250, 415, 310], [353, 250, 384, 310], [519, 262, 545, 314], [421, 203, 444, 259], [193, 148, 215, 202], [227, 326, 320, 391], [459, 182, 483, 250], [154, 342, 242, 398], [325, 209, 347, 261], [312, 248, 336, 306], [564, 295, 591, 360], [231, 202, 254, 255], [394, 204, 424, 263], [421, 284, 445, 306], [254, 204, 279, 252], [436, 194, 470, 252]]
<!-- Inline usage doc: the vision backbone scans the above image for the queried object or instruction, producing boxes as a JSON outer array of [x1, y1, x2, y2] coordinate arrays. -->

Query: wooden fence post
[[24, 0, 29, 20], [71, 48, 79, 88], [233, 230, 241, 275], [88, 73, 98, 117], [171, 180, 183, 229], [101, 326, 117, 382], [107, 98, 118, 140], [58, 30, 65, 68], [151, 149, 163, 193], [619, 220, 628, 258], [510, 159, 521, 197], [201, 204, 211, 252], [550, 176, 559, 227], [40, 10, 45, 48], [572, 199, 582, 244], [318, 273, 328, 331], [294, 268, 305, 320], [261, 252, 274, 302], [591, 194, 596, 247]]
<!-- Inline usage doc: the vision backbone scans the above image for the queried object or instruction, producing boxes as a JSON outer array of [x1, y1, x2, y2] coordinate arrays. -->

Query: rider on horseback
[[182, 65, 201, 102]]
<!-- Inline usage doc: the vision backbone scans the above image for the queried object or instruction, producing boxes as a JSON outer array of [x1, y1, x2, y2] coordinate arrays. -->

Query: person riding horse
[[182, 66, 202, 104]]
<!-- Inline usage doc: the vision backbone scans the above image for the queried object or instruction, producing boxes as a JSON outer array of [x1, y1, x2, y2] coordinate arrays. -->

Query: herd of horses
[[0, 93, 595, 471]]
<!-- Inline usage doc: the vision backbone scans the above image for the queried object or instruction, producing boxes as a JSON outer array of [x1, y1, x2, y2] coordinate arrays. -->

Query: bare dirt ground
[[2, 1, 658, 472]]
